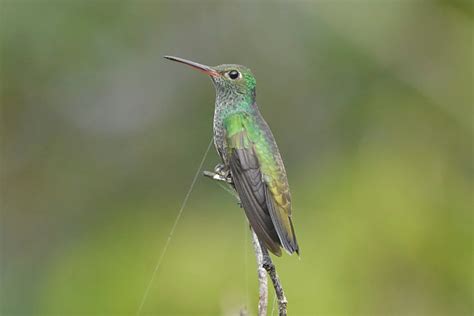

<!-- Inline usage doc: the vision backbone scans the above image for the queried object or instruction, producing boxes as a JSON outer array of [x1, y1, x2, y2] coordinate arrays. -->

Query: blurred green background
[[1, 1, 472, 315]]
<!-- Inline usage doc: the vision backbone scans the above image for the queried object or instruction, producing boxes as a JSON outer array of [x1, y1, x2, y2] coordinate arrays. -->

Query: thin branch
[[251, 229, 268, 316], [203, 170, 233, 184], [204, 168, 288, 316], [260, 244, 288, 316]]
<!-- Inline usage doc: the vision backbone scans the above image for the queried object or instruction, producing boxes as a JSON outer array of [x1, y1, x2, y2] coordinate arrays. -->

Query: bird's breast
[[213, 110, 227, 163]]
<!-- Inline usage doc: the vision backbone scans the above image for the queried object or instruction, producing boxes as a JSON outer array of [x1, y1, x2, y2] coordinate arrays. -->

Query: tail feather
[[266, 187, 299, 255]]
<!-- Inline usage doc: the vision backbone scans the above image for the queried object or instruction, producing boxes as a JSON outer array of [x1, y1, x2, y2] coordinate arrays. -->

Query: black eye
[[228, 70, 239, 79]]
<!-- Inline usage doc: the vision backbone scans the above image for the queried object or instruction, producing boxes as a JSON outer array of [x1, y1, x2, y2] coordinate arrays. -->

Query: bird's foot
[[204, 164, 239, 205], [214, 163, 229, 176], [203, 163, 232, 183], [203, 170, 231, 183], [203, 164, 233, 184]]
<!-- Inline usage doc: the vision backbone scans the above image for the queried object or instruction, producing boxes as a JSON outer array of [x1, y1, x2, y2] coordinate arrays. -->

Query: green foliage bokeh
[[1, 1, 472, 315]]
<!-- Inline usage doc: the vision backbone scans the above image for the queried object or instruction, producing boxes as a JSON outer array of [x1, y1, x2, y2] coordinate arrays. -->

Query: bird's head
[[164, 56, 256, 103]]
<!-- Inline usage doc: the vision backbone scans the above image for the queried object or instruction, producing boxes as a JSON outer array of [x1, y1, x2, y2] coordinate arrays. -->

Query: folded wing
[[224, 112, 299, 256]]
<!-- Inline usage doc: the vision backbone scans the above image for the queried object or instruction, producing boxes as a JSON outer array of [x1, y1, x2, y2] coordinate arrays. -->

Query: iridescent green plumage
[[224, 111, 298, 256], [164, 56, 299, 256]]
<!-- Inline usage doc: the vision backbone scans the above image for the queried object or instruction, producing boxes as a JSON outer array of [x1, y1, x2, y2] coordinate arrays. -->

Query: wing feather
[[224, 112, 299, 256], [229, 135, 282, 256]]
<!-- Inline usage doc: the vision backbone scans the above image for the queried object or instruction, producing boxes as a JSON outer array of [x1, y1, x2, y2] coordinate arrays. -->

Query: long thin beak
[[164, 56, 220, 77]]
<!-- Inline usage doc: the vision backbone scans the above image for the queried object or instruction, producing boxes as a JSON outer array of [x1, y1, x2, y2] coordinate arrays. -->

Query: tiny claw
[[214, 163, 230, 176]]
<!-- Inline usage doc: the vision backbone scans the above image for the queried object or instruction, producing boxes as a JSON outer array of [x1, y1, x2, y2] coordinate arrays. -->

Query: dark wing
[[229, 133, 282, 255], [224, 112, 298, 256]]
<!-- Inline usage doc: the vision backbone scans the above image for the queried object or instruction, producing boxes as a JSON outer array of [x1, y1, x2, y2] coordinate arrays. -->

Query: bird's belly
[[213, 121, 227, 164]]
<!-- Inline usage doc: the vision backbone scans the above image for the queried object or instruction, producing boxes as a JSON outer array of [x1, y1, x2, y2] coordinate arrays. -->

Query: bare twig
[[260, 244, 288, 316], [203, 170, 233, 183], [204, 168, 288, 316], [251, 229, 268, 316]]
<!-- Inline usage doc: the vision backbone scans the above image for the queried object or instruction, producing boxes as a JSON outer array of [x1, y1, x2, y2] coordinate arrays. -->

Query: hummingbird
[[164, 56, 299, 256]]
